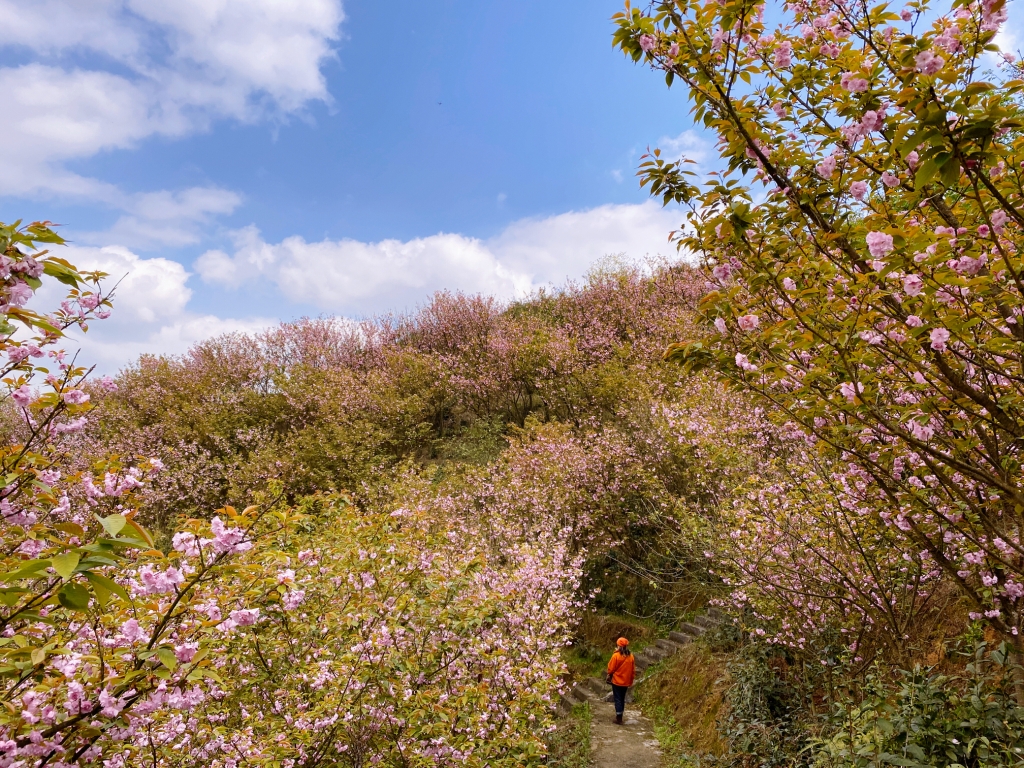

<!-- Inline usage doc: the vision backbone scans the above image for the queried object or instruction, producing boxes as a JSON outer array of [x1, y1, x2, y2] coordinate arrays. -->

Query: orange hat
[[617, 637, 629, 647]]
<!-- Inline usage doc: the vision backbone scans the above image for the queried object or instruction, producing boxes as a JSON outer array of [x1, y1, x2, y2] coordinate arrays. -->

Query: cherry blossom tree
[[615, 0, 1024, 657]]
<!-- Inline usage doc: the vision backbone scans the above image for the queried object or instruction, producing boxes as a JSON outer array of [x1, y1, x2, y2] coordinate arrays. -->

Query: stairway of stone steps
[[558, 607, 726, 714]]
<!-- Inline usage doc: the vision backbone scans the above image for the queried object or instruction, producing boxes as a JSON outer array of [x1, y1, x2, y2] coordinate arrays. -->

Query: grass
[[633, 644, 729, 767], [545, 701, 592, 767]]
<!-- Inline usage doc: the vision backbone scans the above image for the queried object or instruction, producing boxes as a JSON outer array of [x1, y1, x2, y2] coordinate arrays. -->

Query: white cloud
[[58, 245, 193, 323], [196, 226, 532, 313], [71, 314, 277, 372], [82, 187, 244, 248], [196, 202, 682, 313], [489, 202, 679, 284], [655, 130, 711, 163], [29, 244, 270, 372], [0, 0, 343, 241]]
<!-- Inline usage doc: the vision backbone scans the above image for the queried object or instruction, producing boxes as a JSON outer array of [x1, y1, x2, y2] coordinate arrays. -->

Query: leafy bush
[[813, 646, 1024, 768], [720, 643, 815, 767]]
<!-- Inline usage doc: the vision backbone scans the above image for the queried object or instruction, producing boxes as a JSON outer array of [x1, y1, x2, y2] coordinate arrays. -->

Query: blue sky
[[3, 0, 1017, 371], [0, 0, 702, 370]]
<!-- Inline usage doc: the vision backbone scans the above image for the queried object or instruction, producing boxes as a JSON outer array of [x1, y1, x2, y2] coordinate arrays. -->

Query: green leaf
[[125, 518, 155, 547], [54, 522, 85, 537], [98, 514, 126, 537], [940, 157, 961, 187], [83, 572, 131, 605], [915, 158, 940, 187], [156, 647, 178, 672], [42, 261, 80, 288], [0, 588, 28, 607], [963, 81, 994, 96], [52, 552, 80, 581], [57, 582, 90, 611], [0, 559, 51, 582]]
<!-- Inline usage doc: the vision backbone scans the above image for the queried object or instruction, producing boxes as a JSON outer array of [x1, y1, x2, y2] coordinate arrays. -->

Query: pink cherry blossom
[[774, 41, 793, 67], [840, 72, 869, 91], [903, 274, 924, 296], [735, 353, 757, 371], [915, 50, 945, 75], [839, 381, 864, 402], [62, 390, 89, 405], [738, 314, 760, 331], [283, 590, 306, 611], [929, 327, 951, 351], [866, 231, 894, 258], [10, 385, 32, 407], [229, 608, 261, 626]]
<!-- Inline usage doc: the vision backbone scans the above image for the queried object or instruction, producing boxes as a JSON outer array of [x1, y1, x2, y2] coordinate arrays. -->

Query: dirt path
[[558, 609, 727, 766], [589, 698, 662, 768]]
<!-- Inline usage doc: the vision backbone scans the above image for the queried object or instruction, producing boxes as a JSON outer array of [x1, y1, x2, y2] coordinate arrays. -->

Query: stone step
[[642, 645, 670, 662], [572, 685, 599, 703], [694, 615, 720, 630], [679, 622, 706, 636], [668, 631, 694, 645], [559, 692, 580, 712], [707, 607, 729, 622], [584, 677, 608, 696], [654, 638, 682, 654], [634, 653, 657, 669]]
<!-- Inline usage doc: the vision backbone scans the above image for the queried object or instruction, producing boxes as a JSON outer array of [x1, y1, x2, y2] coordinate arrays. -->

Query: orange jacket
[[607, 650, 635, 687]]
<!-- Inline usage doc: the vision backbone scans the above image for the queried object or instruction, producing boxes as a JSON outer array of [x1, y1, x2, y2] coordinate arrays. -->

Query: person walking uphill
[[606, 637, 635, 724]]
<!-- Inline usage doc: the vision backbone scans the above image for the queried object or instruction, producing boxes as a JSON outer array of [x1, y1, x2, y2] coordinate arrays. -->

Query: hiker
[[606, 637, 635, 724]]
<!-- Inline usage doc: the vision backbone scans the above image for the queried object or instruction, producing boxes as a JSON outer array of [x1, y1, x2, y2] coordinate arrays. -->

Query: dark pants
[[612, 684, 628, 715]]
